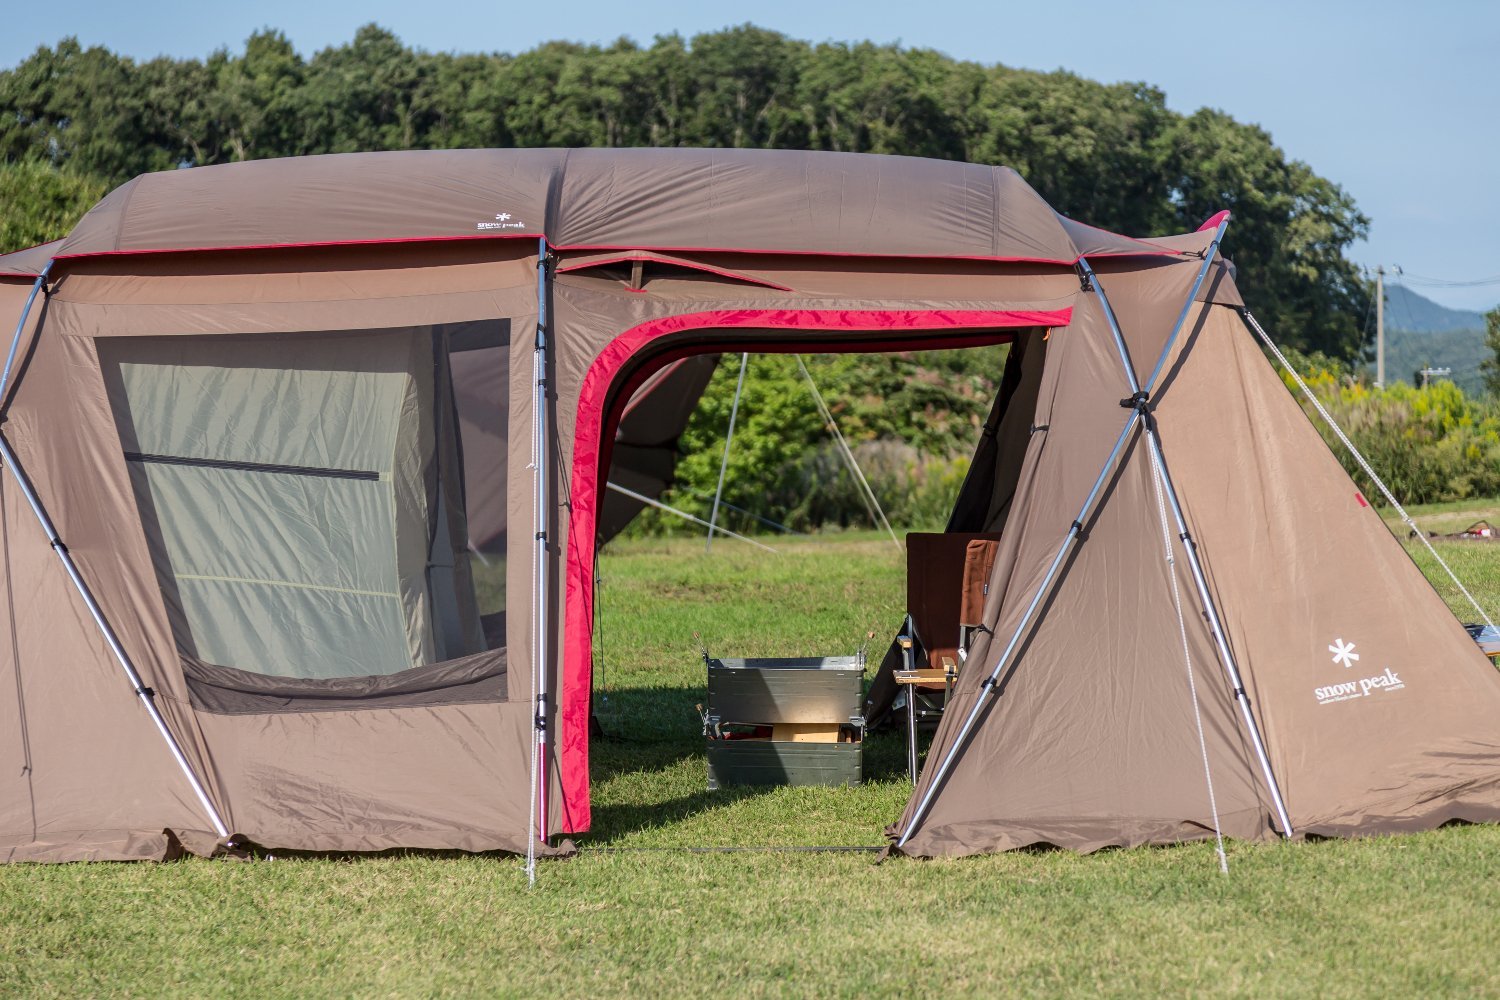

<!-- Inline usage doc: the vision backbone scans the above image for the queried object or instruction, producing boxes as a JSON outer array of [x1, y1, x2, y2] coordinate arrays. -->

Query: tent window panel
[[128, 463, 400, 604], [176, 578, 410, 679], [102, 323, 504, 685], [115, 335, 414, 473]]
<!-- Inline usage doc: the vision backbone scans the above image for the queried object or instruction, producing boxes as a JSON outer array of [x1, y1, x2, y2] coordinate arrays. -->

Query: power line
[[1385, 270, 1500, 289]]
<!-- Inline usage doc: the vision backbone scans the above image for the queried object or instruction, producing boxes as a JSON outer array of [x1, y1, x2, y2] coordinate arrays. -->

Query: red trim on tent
[[550, 242, 1182, 265], [1197, 210, 1231, 232], [51, 232, 541, 261], [557, 306, 1073, 834]]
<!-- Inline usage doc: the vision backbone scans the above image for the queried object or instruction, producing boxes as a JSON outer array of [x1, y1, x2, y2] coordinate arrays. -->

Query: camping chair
[[894, 533, 1003, 781]]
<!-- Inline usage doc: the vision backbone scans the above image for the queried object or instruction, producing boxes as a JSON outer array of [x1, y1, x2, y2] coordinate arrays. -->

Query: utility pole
[[1375, 265, 1385, 389]]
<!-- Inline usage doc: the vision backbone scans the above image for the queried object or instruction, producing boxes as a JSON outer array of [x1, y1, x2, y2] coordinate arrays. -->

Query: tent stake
[[898, 217, 1235, 849], [0, 432, 229, 839], [1081, 240, 1295, 839], [706, 353, 748, 553]]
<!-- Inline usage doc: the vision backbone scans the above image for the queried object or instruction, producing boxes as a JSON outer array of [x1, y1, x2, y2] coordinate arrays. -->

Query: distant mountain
[[1384, 284, 1488, 334], [1374, 284, 1493, 394]]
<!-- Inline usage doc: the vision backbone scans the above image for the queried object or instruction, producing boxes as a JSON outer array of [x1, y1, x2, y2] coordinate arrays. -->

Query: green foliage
[[629, 348, 1005, 536], [1280, 352, 1500, 503], [1482, 306, 1500, 397], [1, 26, 1370, 358], [0, 157, 107, 252]]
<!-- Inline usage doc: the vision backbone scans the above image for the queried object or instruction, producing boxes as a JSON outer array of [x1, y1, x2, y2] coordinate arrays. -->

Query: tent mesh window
[[100, 322, 508, 683]]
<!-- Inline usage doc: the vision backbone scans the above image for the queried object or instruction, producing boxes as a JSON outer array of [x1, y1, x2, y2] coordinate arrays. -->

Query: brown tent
[[1, 148, 1497, 864]]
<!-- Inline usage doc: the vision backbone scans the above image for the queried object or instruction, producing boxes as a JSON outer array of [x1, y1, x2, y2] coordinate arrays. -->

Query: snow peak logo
[[477, 212, 526, 231], [1314, 668, 1405, 705], [1313, 638, 1407, 706]]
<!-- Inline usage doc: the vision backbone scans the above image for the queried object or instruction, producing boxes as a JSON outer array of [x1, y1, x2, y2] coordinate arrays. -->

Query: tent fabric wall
[[1158, 307, 1500, 836], [1, 249, 550, 857], [0, 427, 215, 861], [891, 289, 1273, 856]]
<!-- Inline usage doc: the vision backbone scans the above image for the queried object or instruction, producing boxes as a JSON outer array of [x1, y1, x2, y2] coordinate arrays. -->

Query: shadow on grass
[[584, 681, 916, 842]]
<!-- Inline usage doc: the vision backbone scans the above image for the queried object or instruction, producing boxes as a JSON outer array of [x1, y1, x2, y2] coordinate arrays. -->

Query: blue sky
[[5, 1, 1496, 312]]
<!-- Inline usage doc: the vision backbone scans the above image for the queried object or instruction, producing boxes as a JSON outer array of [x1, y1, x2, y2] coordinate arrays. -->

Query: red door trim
[[557, 306, 1072, 833]]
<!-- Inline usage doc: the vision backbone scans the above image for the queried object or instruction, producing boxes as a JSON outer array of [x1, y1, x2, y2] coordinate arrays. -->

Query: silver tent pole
[[0, 260, 52, 407], [897, 220, 1232, 849], [1079, 236, 1295, 838], [706, 353, 748, 554], [0, 432, 229, 839], [527, 236, 551, 884], [608, 481, 776, 552]]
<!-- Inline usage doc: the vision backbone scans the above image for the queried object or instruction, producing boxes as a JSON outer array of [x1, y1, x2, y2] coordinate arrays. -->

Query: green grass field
[[2, 508, 1498, 997]]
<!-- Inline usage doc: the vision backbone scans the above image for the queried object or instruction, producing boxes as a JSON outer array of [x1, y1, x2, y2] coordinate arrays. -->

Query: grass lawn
[[2, 519, 1498, 996], [1384, 498, 1500, 621]]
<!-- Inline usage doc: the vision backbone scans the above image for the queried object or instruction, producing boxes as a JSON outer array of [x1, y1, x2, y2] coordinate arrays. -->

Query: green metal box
[[704, 654, 865, 789], [706, 739, 862, 790], [706, 655, 864, 725]]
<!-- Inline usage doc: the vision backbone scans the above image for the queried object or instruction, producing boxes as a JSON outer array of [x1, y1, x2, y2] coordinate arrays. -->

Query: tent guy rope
[[1245, 310, 1495, 629], [795, 355, 901, 552], [1146, 439, 1229, 873], [607, 481, 775, 552]]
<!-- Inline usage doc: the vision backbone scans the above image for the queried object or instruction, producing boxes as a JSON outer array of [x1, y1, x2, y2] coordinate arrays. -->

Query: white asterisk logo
[[495, 213, 511, 221], [1328, 638, 1359, 668]]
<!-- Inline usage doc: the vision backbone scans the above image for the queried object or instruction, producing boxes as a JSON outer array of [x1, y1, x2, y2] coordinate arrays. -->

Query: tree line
[[0, 24, 1371, 358]]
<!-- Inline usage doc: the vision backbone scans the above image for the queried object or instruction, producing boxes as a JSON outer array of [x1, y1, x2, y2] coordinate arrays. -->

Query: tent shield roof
[[49, 148, 1185, 265]]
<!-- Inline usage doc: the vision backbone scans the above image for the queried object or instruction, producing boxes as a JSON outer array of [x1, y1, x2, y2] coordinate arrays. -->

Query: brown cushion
[[960, 539, 1003, 626], [907, 532, 1002, 669]]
